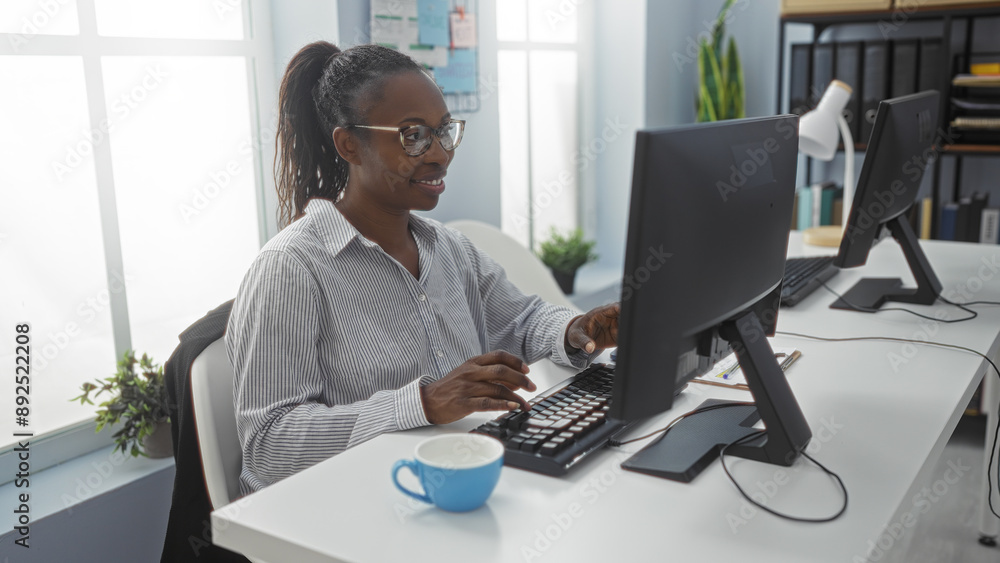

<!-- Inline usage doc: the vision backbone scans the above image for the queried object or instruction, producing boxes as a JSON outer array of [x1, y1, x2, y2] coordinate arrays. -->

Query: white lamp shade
[[799, 80, 853, 161]]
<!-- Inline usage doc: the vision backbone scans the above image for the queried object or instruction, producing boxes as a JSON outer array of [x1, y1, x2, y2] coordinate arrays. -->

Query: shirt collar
[[304, 198, 438, 257]]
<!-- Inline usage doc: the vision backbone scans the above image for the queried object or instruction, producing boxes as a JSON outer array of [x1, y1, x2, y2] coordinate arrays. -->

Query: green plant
[[695, 0, 745, 122], [71, 350, 170, 457], [537, 227, 598, 274]]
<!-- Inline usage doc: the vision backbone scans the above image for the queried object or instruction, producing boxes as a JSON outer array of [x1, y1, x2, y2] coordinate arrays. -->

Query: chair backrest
[[190, 337, 242, 510], [446, 219, 580, 311]]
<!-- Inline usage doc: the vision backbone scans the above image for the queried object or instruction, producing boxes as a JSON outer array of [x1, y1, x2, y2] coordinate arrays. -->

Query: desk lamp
[[799, 80, 855, 247]]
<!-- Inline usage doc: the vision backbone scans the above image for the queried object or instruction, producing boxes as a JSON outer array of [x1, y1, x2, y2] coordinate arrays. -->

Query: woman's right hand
[[419, 350, 537, 425]]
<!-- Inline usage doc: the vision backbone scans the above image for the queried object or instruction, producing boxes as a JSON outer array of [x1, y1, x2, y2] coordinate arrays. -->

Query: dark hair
[[274, 42, 427, 227]]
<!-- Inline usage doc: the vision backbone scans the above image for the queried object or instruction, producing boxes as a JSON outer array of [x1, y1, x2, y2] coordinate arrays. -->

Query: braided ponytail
[[274, 42, 427, 228]]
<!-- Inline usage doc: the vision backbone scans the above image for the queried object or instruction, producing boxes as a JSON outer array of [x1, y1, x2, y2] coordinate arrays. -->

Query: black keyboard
[[471, 364, 631, 476], [780, 255, 839, 307]]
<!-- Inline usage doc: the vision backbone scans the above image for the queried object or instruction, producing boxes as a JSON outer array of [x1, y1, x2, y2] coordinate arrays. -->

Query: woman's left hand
[[564, 302, 620, 355]]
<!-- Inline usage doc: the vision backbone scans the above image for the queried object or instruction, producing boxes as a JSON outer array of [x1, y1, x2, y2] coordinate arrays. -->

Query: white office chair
[[446, 219, 580, 311], [190, 338, 268, 563]]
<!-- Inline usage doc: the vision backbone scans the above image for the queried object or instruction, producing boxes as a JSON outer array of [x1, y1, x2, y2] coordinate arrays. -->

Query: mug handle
[[392, 459, 432, 504]]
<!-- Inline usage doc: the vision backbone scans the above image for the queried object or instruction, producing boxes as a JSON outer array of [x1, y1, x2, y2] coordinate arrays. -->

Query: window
[[497, 0, 587, 249], [0, 1, 274, 452]]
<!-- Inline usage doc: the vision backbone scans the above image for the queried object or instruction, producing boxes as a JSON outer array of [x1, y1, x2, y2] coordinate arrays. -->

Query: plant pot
[[142, 420, 174, 459], [551, 269, 577, 295]]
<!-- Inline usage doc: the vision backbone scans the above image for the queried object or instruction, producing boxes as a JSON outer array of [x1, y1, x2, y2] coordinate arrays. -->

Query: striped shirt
[[226, 198, 588, 494]]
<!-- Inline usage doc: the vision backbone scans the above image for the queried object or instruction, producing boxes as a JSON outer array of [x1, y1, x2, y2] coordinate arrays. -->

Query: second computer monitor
[[832, 90, 942, 310]]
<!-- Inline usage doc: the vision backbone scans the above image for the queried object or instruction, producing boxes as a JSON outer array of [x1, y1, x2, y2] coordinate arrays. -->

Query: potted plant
[[537, 227, 598, 295], [695, 0, 745, 122], [71, 350, 173, 458]]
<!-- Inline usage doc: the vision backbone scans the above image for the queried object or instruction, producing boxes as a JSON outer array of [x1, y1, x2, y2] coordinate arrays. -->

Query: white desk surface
[[213, 233, 1000, 563]]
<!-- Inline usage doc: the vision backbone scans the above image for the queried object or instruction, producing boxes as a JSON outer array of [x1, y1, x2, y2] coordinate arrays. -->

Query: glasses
[[349, 119, 465, 157]]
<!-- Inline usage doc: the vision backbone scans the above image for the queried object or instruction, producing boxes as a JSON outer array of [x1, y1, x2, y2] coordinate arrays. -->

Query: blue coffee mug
[[392, 433, 504, 512]]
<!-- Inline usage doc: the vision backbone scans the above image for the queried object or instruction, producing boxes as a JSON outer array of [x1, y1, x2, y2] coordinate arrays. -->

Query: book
[[955, 198, 972, 242], [967, 192, 989, 242], [981, 208, 1000, 244], [953, 74, 1000, 87], [797, 186, 814, 230], [940, 203, 958, 240], [920, 197, 933, 240]]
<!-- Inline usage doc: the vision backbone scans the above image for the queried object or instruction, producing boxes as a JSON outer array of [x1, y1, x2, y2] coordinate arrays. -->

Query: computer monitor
[[609, 115, 812, 482], [831, 91, 942, 310]]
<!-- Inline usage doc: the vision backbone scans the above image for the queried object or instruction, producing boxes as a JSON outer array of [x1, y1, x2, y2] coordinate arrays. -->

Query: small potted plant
[[537, 227, 598, 295], [71, 350, 172, 458]]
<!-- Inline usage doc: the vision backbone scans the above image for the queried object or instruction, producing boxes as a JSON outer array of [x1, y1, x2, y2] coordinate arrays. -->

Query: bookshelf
[[776, 2, 1000, 241]]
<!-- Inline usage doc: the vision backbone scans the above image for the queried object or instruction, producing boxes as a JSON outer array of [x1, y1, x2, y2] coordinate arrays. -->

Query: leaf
[[726, 38, 745, 119], [698, 81, 718, 122], [712, 0, 737, 60], [698, 39, 725, 122]]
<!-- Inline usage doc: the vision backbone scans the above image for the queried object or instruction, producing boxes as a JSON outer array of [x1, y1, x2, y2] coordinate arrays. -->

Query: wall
[[590, 0, 781, 275]]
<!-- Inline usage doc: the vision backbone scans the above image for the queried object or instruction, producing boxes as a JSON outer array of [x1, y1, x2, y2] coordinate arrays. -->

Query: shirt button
[[418, 294, 427, 302], [436, 349, 444, 358]]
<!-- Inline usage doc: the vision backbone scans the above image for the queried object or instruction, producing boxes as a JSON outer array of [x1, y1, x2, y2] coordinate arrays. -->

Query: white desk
[[212, 234, 1000, 563]]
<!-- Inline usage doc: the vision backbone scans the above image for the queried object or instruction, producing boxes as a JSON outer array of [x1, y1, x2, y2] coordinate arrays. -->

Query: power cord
[[719, 430, 849, 523], [820, 282, 978, 323], [609, 401, 850, 524], [776, 329, 1000, 520]]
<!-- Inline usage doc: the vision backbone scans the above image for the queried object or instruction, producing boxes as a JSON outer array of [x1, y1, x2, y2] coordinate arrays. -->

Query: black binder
[[918, 38, 943, 93], [835, 41, 863, 142], [891, 39, 919, 98], [812, 43, 835, 106], [862, 42, 889, 145], [790, 43, 813, 114], [966, 192, 990, 242]]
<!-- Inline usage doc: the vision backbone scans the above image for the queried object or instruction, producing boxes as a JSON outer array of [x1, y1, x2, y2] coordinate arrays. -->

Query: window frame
[[0, 0, 278, 475]]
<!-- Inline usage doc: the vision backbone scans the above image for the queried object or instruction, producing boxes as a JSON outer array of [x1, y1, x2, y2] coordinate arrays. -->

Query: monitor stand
[[620, 312, 812, 482], [831, 215, 942, 311]]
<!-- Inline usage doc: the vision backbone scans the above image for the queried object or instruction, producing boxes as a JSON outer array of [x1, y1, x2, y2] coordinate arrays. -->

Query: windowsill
[[0, 445, 174, 526]]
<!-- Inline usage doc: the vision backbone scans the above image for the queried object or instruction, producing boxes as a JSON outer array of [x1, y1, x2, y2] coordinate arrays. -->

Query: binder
[[835, 42, 863, 141], [918, 38, 943, 93], [790, 44, 813, 114], [955, 198, 972, 242], [862, 42, 889, 145], [812, 43, 835, 107], [966, 192, 989, 242], [891, 39, 919, 98], [939, 203, 958, 240], [981, 208, 1000, 244]]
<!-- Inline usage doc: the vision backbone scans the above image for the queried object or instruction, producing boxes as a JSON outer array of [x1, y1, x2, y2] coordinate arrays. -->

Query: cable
[[776, 329, 1000, 520], [610, 401, 849, 524], [608, 401, 754, 447], [940, 296, 1000, 308], [820, 282, 977, 323], [719, 431, 849, 523]]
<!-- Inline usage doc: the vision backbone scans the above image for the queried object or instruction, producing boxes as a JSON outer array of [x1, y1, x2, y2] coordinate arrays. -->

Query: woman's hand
[[420, 350, 537, 425], [565, 302, 620, 355]]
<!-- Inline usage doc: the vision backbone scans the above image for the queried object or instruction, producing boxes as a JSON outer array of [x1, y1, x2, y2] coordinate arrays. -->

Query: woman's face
[[347, 71, 455, 212]]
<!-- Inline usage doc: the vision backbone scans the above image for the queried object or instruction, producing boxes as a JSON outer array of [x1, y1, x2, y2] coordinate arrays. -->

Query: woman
[[227, 42, 619, 494]]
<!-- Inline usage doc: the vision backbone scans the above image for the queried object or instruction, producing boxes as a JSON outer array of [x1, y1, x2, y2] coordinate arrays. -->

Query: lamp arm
[[837, 114, 855, 230]]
